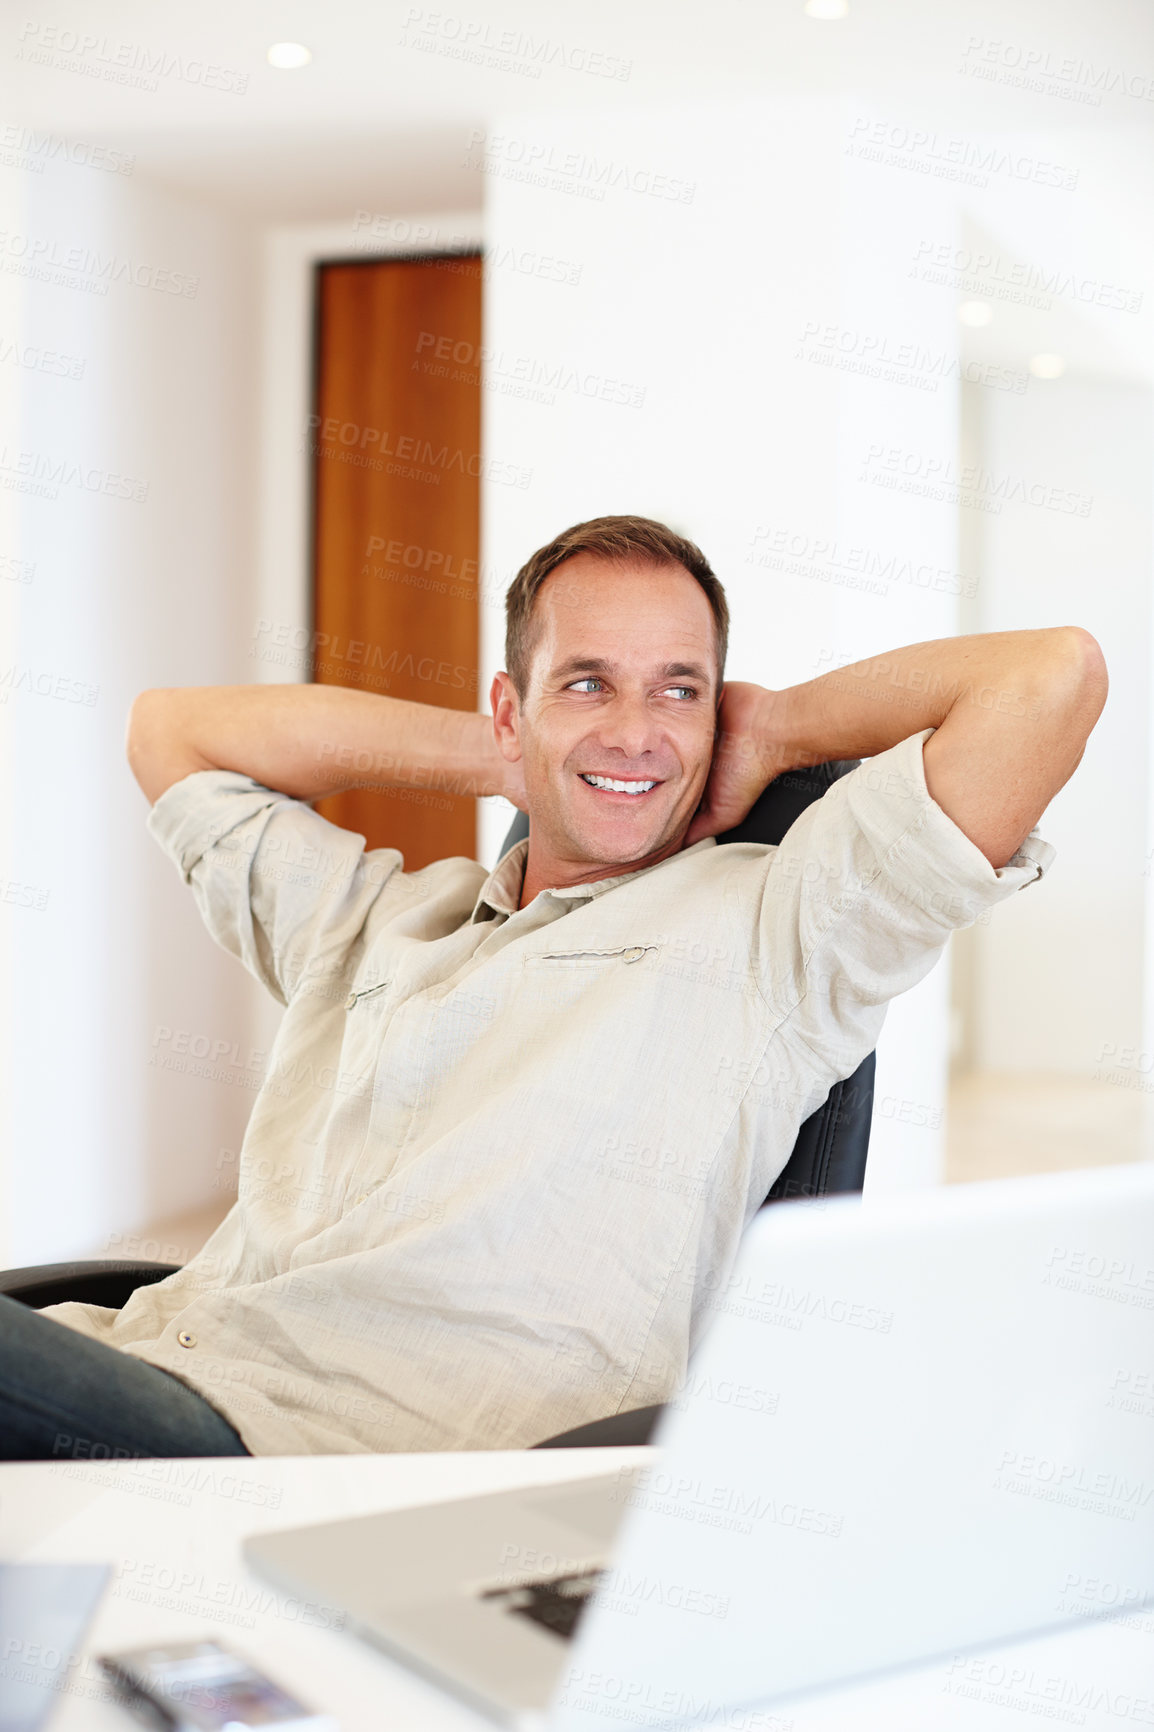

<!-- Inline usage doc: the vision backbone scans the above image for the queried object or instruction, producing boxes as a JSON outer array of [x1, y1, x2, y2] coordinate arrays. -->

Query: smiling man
[[2, 515, 1106, 1460], [497, 545, 724, 903]]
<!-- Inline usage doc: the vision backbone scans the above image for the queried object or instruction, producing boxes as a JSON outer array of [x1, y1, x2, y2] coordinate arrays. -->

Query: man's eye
[[566, 679, 696, 698]]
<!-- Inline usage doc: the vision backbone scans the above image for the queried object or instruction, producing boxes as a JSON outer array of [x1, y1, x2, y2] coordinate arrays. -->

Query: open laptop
[[245, 1162, 1154, 1731]]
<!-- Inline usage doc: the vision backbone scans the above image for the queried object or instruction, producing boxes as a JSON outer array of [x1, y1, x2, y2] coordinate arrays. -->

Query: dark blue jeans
[[0, 1294, 250, 1460]]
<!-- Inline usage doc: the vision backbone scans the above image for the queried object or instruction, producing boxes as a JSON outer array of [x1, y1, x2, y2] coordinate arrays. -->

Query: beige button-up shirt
[[46, 730, 1052, 1454]]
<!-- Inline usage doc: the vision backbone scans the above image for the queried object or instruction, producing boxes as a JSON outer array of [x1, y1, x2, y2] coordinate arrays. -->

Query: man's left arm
[[686, 628, 1108, 861]]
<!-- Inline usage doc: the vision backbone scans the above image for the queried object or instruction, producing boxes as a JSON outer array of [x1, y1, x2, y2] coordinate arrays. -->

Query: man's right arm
[[126, 684, 525, 810]]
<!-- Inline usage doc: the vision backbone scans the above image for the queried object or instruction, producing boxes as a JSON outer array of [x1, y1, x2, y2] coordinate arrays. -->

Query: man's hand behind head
[[683, 682, 785, 848]]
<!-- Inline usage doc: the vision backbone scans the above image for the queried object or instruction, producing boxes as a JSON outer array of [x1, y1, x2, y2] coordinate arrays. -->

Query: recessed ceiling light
[[957, 300, 994, 328], [267, 41, 312, 69], [804, 0, 849, 17], [1029, 353, 1066, 379]]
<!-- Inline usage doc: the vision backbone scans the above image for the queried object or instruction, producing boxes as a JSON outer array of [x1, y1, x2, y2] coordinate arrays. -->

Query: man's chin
[[563, 815, 687, 870]]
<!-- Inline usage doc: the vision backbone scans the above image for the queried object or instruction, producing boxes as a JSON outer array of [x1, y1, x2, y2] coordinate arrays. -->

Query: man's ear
[[490, 671, 523, 765]]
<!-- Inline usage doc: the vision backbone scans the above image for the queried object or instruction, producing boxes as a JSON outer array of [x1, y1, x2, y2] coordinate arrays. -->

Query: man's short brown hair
[[504, 515, 729, 700]]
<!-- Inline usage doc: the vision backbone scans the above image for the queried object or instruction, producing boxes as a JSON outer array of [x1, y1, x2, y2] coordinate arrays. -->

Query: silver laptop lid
[[551, 1163, 1154, 1730]]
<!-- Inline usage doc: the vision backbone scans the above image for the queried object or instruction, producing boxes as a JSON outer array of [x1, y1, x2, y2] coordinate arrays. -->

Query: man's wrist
[[464, 711, 522, 804], [749, 686, 800, 787]]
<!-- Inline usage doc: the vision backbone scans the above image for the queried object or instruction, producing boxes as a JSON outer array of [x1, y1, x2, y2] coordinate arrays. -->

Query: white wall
[[932, 158, 1154, 1146], [958, 377, 1152, 1079], [480, 98, 975, 1192], [0, 164, 23, 1262], [0, 155, 263, 1263]]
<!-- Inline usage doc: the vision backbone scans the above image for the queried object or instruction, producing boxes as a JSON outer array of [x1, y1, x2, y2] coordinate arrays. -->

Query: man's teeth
[[581, 774, 657, 794]]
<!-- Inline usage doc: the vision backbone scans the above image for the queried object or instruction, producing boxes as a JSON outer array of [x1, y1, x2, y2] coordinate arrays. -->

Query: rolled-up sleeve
[[147, 771, 405, 1005], [757, 728, 1054, 1078]]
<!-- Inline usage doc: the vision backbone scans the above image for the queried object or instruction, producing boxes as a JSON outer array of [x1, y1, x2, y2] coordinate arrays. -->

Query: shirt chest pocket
[[525, 943, 660, 968], [338, 976, 394, 1078], [344, 978, 390, 1010]]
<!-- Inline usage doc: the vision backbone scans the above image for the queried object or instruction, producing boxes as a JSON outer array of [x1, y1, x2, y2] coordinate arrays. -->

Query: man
[[0, 516, 1105, 1459]]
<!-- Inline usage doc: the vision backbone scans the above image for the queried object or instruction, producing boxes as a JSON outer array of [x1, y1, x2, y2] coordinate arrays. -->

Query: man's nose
[[594, 694, 664, 763]]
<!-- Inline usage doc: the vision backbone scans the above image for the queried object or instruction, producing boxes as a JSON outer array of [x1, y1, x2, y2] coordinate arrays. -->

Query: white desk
[[4, 1449, 1151, 1732]]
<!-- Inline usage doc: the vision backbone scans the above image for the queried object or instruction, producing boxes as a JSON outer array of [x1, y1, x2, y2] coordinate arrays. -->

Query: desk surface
[[3, 1449, 1151, 1732]]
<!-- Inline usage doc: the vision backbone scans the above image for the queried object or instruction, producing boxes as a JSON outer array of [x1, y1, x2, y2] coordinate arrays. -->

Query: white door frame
[[255, 210, 485, 679]]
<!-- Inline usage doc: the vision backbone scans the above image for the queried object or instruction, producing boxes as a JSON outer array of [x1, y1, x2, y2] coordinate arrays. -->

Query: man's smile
[[578, 772, 662, 797]]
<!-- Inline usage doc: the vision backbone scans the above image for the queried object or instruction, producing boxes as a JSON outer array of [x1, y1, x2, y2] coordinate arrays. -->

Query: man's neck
[[517, 832, 692, 911]]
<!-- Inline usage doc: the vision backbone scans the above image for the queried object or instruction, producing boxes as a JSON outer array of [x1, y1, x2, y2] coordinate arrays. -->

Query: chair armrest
[[0, 1259, 182, 1311]]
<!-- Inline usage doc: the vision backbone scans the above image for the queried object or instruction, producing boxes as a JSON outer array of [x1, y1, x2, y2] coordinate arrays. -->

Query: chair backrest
[[497, 759, 874, 1207]]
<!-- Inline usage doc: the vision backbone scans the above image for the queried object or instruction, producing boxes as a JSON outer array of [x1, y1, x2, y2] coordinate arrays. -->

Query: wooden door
[[310, 254, 482, 869]]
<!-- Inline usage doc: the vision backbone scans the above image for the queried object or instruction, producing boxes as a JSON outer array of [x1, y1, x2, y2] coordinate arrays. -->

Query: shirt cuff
[[146, 769, 288, 884], [844, 729, 1055, 930]]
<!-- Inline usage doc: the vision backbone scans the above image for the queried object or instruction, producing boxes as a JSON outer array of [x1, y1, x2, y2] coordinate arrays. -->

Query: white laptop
[[245, 1162, 1154, 1731]]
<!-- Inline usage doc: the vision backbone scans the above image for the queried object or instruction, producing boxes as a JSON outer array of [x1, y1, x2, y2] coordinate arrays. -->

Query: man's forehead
[[539, 563, 713, 637], [528, 556, 720, 689], [544, 552, 707, 602]]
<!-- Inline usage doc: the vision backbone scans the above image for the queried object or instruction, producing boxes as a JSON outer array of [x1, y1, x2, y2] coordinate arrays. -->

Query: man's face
[[493, 554, 721, 876]]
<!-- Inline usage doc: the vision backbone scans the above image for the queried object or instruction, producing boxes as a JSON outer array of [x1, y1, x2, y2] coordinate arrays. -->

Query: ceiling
[[2, 0, 1152, 221]]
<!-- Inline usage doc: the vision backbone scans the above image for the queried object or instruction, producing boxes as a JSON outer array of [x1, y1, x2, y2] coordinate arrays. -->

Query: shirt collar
[[469, 835, 718, 925]]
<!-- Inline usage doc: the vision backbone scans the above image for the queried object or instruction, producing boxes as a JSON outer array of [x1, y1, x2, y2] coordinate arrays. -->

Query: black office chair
[[0, 761, 875, 1447]]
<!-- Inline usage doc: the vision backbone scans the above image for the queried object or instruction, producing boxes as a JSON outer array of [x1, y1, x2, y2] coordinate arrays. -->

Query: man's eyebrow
[[549, 656, 712, 684]]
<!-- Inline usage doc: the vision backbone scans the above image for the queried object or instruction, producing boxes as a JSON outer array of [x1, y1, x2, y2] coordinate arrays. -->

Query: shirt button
[[355, 1193, 368, 1205], [622, 946, 645, 963], [177, 1330, 197, 1349], [345, 992, 357, 1010]]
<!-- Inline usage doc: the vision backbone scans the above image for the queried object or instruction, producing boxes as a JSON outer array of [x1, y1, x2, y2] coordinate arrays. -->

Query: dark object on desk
[[97, 1637, 334, 1732], [0, 1563, 109, 1732], [0, 761, 874, 1449]]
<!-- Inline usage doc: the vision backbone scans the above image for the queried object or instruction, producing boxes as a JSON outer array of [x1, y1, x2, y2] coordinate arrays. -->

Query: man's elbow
[[126, 688, 198, 804], [127, 687, 165, 766], [1045, 626, 1108, 742], [127, 686, 163, 744]]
